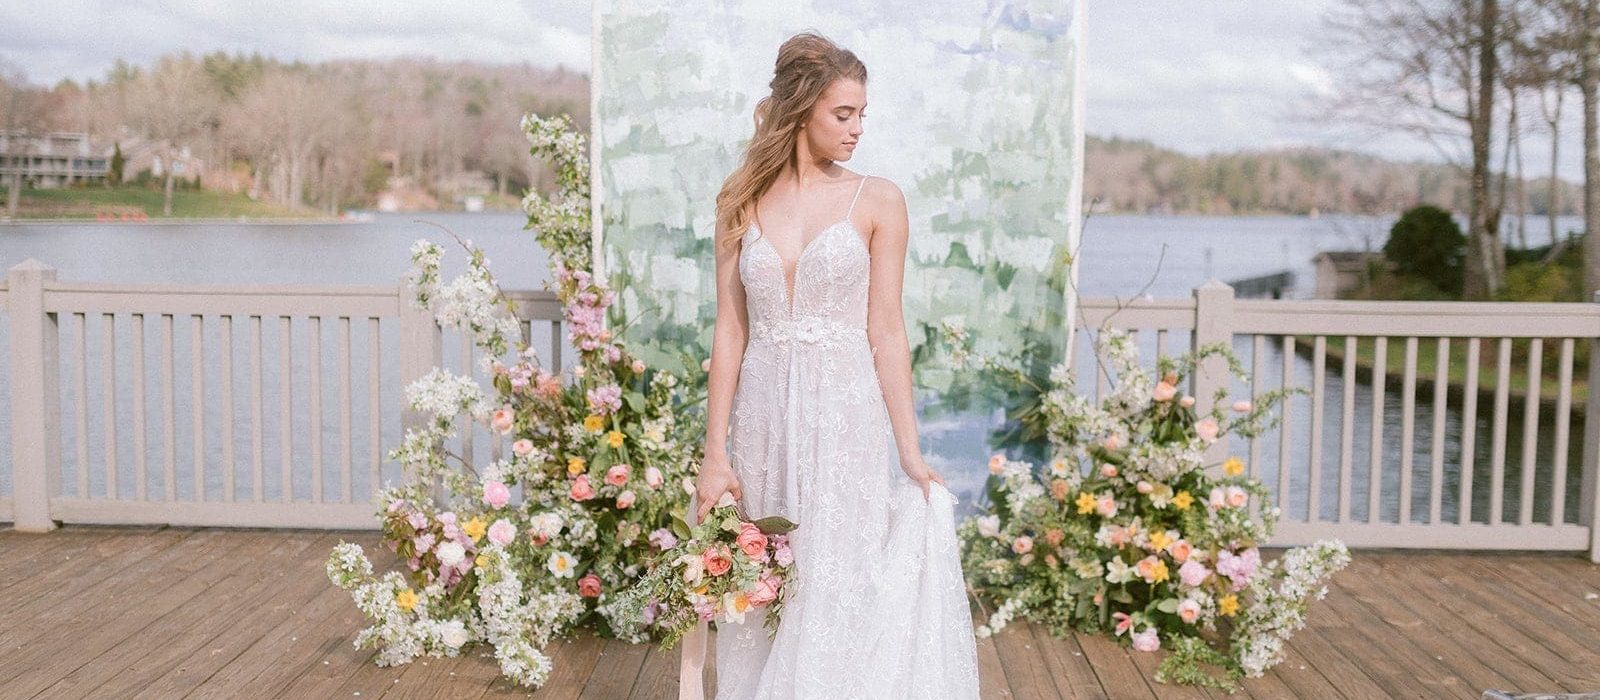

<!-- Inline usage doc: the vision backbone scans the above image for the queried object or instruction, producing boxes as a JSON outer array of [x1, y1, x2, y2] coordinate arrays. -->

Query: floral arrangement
[[944, 324, 1350, 692], [326, 113, 710, 689], [612, 495, 799, 649]]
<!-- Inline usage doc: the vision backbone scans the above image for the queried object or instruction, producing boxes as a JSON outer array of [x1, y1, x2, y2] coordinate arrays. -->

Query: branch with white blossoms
[[521, 112, 591, 277], [407, 236, 523, 359], [475, 543, 586, 688], [325, 541, 480, 667]]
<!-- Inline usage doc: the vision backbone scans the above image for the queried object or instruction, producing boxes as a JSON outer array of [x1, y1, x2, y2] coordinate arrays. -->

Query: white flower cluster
[[974, 597, 1027, 638], [407, 240, 443, 309], [429, 257, 522, 358], [1230, 539, 1350, 676], [326, 543, 480, 667], [405, 368, 490, 424], [1097, 329, 1155, 420], [475, 544, 585, 688]]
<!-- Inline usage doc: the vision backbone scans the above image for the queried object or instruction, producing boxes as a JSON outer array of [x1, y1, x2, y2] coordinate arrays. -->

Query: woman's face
[[801, 78, 865, 162]]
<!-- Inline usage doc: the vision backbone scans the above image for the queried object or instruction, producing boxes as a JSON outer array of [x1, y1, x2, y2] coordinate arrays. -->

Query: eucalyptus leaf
[[752, 515, 798, 534]]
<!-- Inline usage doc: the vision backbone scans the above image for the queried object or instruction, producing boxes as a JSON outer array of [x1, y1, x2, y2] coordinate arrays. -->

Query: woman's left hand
[[900, 455, 947, 502]]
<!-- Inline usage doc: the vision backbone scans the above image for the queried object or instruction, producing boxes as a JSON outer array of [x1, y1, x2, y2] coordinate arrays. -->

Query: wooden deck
[[2, 527, 1598, 699]]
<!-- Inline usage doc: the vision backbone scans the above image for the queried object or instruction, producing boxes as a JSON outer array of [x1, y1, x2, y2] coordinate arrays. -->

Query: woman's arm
[[695, 216, 749, 522], [864, 178, 945, 498]]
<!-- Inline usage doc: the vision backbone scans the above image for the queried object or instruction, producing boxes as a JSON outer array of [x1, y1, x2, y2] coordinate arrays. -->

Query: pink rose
[[570, 475, 596, 501], [529, 530, 550, 547], [748, 575, 781, 606], [736, 523, 768, 559], [491, 405, 515, 435], [1100, 463, 1118, 478], [632, 359, 646, 373], [1131, 628, 1161, 652], [1011, 535, 1034, 555], [988, 454, 1005, 475], [645, 466, 664, 489], [488, 519, 516, 546], [1177, 598, 1201, 624], [1152, 381, 1177, 402], [578, 573, 602, 598], [702, 545, 733, 576], [1225, 486, 1248, 508], [1136, 480, 1153, 494], [1179, 395, 1195, 408], [1196, 417, 1220, 444], [1232, 400, 1253, 413], [605, 463, 631, 487], [1178, 558, 1211, 587], [512, 439, 534, 457], [616, 490, 636, 509], [1096, 495, 1118, 518], [483, 481, 511, 509]]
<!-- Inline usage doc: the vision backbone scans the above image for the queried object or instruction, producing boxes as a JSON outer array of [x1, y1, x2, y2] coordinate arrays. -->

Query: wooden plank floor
[[3, 526, 1600, 699]]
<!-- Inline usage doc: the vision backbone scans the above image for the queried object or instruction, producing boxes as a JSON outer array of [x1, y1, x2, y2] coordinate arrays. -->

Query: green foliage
[[109, 143, 125, 186], [1381, 204, 1465, 295]]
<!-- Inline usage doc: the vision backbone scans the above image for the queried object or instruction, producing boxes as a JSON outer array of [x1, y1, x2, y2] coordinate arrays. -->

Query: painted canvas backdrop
[[593, 0, 1085, 502]]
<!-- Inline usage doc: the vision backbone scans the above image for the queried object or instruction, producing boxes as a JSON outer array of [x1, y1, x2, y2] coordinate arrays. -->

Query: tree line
[[0, 52, 590, 215]]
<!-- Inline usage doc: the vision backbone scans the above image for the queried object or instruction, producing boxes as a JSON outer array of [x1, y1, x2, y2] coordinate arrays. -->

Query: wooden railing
[[3, 259, 564, 532], [5, 261, 1599, 560]]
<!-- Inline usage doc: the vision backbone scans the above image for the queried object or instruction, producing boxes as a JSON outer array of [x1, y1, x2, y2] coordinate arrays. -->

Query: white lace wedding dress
[[713, 174, 981, 699]]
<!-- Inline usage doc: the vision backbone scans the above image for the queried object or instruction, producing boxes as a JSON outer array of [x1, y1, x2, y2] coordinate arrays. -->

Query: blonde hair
[[714, 31, 868, 254]]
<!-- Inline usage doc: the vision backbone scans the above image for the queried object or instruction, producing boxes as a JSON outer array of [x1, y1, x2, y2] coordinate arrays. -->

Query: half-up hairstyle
[[713, 31, 868, 254]]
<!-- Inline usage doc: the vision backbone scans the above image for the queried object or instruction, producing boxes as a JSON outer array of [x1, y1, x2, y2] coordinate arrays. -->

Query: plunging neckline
[[748, 217, 864, 315]]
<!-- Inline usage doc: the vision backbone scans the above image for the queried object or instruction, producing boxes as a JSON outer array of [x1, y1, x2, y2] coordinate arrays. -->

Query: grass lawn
[[3, 186, 313, 220], [1302, 335, 1590, 408]]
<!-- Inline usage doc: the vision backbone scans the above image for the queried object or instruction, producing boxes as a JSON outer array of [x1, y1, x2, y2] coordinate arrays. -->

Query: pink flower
[[644, 466, 664, 489], [1232, 400, 1253, 413], [578, 573, 602, 598], [512, 439, 535, 457], [438, 511, 457, 526], [1178, 558, 1211, 587], [529, 530, 550, 547], [736, 523, 768, 559], [483, 481, 511, 509], [406, 512, 428, 530], [1131, 628, 1161, 652], [1096, 495, 1118, 518], [386, 499, 406, 513], [649, 528, 678, 550], [1112, 611, 1133, 636], [605, 463, 631, 487], [773, 542, 794, 567], [1104, 434, 1122, 450], [1209, 487, 1228, 510], [407, 556, 421, 571], [1152, 381, 1177, 402], [1100, 463, 1118, 478], [1225, 485, 1248, 508], [631, 359, 646, 374], [1216, 548, 1261, 590], [616, 490, 636, 509], [702, 545, 734, 576], [693, 598, 718, 621], [1011, 535, 1034, 555], [570, 475, 596, 501], [1196, 417, 1220, 444], [1177, 598, 1201, 624], [748, 575, 782, 606], [988, 454, 1005, 475], [491, 405, 515, 435], [414, 532, 436, 553], [1136, 480, 1153, 494], [488, 519, 516, 546], [1179, 395, 1196, 408], [535, 372, 562, 399], [587, 384, 623, 415]]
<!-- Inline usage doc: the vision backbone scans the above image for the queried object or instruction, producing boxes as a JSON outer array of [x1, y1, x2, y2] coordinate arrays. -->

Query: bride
[[685, 31, 982, 700]]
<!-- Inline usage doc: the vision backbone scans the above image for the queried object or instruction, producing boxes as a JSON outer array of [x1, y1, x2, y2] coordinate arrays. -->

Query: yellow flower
[[395, 588, 418, 612], [607, 430, 625, 448], [1219, 594, 1239, 617], [1223, 457, 1245, 476], [1075, 491, 1097, 515], [463, 516, 487, 543], [567, 456, 587, 476], [584, 415, 604, 432], [1148, 530, 1173, 552], [475, 553, 489, 568], [1172, 490, 1194, 510]]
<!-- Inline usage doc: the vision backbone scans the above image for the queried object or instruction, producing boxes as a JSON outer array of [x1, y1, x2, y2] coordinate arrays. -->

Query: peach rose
[[578, 573, 602, 598], [702, 545, 733, 576], [569, 475, 596, 501], [1179, 395, 1195, 408], [1100, 463, 1118, 478], [512, 439, 535, 457], [616, 489, 636, 509], [1136, 480, 1153, 494], [988, 454, 1005, 475], [1044, 529, 1065, 547], [490, 405, 515, 434], [1169, 539, 1193, 563], [1011, 536, 1034, 555], [1152, 381, 1177, 402], [748, 575, 781, 606], [1196, 417, 1220, 444], [1050, 479, 1071, 501], [1232, 400, 1253, 413]]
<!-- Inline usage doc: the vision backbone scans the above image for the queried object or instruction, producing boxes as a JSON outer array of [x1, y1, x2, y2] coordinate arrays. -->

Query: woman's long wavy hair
[[714, 31, 868, 255]]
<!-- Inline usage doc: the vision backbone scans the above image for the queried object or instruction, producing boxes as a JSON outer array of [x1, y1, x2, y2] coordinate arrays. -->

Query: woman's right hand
[[695, 449, 743, 524]]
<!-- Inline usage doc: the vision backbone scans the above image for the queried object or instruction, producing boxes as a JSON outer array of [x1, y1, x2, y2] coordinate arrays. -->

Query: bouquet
[[613, 494, 799, 649]]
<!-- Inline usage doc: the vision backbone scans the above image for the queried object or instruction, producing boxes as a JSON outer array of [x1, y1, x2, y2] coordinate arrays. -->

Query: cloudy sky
[[0, 0, 1584, 181]]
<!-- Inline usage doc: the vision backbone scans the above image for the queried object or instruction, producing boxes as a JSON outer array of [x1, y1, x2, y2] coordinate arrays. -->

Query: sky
[[0, 0, 1586, 182]]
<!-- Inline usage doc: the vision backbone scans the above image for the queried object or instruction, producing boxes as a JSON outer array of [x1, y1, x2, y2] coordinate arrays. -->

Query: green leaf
[[1156, 598, 1179, 614], [752, 516, 798, 534], [624, 391, 647, 413], [671, 515, 692, 540]]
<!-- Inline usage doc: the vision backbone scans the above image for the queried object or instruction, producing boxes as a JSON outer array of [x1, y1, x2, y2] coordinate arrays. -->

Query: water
[[0, 212, 1588, 525]]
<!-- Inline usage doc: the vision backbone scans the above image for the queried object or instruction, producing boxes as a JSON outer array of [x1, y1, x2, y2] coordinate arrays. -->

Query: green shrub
[[1383, 204, 1466, 296]]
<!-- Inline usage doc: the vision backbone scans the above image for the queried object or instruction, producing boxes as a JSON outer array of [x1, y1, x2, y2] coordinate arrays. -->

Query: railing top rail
[[1232, 298, 1600, 337]]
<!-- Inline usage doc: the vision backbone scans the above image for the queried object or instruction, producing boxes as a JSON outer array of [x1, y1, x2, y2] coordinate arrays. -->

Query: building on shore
[[0, 131, 113, 188], [1311, 250, 1389, 299]]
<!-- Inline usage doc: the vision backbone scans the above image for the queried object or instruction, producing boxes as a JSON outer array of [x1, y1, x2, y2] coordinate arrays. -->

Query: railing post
[[1581, 290, 1600, 562], [1193, 279, 1235, 471], [10, 259, 61, 532], [397, 278, 441, 488]]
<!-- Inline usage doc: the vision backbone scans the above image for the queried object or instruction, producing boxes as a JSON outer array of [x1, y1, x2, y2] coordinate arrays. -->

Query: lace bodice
[[738, 176, 872, 349]]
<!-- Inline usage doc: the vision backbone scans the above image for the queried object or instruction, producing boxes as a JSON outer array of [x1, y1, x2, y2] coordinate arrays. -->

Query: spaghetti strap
[[845, 175, 869, 219]]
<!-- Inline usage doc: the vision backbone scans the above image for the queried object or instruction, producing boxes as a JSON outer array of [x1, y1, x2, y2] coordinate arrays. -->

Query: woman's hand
[[695, 449, 743, 524], [899, 454, 947, 502]]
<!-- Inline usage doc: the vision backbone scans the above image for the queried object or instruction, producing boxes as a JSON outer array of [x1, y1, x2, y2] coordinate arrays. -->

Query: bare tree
[[1310, 0, 1510, 298], [125, 56, 217, 215]]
